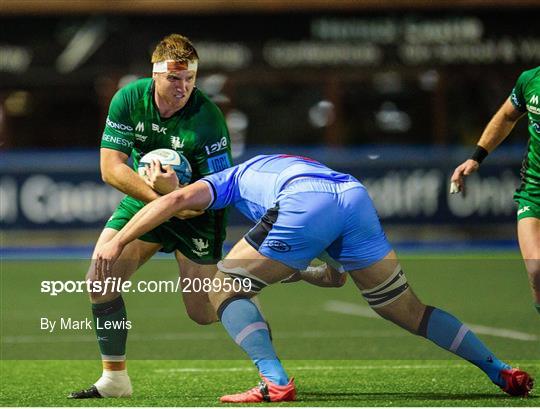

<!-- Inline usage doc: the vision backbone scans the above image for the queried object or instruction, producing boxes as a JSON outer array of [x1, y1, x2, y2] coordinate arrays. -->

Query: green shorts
[[514, 188, 540, 220], [106, 196, 227, 262]]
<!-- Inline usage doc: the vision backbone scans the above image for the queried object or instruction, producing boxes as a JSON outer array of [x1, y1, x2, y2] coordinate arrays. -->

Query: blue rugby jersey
[[201, 154, 358, 221]]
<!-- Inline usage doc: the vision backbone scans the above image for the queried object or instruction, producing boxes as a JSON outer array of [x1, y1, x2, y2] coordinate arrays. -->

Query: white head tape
[[152, 59, 198, 73]]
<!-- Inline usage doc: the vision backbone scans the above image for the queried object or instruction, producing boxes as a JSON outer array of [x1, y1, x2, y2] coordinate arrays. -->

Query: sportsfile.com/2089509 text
[[40, 277, 252, 296]]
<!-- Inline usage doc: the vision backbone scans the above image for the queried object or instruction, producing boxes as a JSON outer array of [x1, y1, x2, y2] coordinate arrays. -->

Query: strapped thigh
[[361, 264, 409, 309], [217, 261, 269, 293]]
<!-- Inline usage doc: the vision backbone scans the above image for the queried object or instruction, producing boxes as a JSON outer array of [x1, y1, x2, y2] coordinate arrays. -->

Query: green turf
[[1, 360, 538, 406], [1, 253, 539, 405]]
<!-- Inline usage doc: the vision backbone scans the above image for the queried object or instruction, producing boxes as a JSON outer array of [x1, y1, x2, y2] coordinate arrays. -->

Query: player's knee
[[375, 300, 425, 334], [208, 286, 231, 313], [85, 259, 98, 281], [208, 262, 268, 314], [182, 292, 219, 325], [85, 268, 100, 301], [524, 257, 540, 272], [183, 296, 218, 325], [216, 261, 269, 293], [189, 315, 216, 325], [87, 282, 118, 303], [87, 280, 108, 303], [85, 269, 118, 303], [524, 259, 540, 289], [529, 269, 540, 290], [360, 266, 426, 333], [185, 308, 217, 325]]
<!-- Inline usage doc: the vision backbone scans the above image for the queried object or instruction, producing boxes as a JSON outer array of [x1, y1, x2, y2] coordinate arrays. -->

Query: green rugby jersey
[[510, 66, 540, 193], [100, 78, 232, 258]]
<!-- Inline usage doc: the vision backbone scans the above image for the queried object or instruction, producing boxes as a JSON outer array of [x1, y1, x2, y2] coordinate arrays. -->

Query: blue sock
[[218, 297, 289, 385], [419, 307, 510, 386]]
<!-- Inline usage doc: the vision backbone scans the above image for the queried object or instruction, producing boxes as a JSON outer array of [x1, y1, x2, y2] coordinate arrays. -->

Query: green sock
[[535, 303, 540, 315], [92, 296, 128, 358]]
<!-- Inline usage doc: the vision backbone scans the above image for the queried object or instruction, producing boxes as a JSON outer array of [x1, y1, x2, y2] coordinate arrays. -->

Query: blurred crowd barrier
[[0, 146, 525, 230]]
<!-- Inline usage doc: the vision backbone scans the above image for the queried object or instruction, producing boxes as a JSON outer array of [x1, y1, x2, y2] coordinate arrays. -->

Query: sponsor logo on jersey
[[106, 117, 134, 132], [135, 122, 145, 132], [266, 239, 291, 252], [510, 91, 524, 111], [191, 238, 210, 256], [208, 153, 231, 173], [527, 95, 540, 114], [102, 134, 134, 148], [171, 136, 184, 150], [152, 123, 167, 134], [532, 122, 540, 134], [135, 134, 148, 142], [204, 136, 228, 155], [517, 205, 531, 216]]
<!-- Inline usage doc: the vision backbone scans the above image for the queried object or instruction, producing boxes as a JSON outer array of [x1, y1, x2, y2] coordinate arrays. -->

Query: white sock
[[94, 369, 132, 397]]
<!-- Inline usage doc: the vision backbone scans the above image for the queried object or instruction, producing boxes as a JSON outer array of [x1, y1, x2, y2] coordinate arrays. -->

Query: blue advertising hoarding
[[0, 146, 525, 229]]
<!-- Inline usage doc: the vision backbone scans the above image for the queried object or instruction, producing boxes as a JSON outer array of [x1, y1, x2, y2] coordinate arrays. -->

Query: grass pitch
[[1, 252, 539, 406], [1, 360, 538, 406]]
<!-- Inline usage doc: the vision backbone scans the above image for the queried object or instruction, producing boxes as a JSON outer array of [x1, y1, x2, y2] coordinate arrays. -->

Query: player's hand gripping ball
[[137, 148, 192, 185]]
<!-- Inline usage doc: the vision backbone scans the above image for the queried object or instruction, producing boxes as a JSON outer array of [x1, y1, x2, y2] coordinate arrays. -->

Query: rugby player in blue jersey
[[95, 154, 534, 402]]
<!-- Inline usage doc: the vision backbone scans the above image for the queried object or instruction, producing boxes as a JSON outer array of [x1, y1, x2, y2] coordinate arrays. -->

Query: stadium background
[[1, 0, 539, 406]]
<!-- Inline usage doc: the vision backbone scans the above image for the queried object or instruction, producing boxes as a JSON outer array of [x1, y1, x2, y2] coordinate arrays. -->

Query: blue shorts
[[244, 177, 392, 271]]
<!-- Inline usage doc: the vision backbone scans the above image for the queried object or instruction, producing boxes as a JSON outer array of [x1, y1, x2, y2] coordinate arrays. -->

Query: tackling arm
[[95, 181, 213, 278], [296, 263, 346, 287], [282, 259, 347, 288], [114, 181, 212, 247]]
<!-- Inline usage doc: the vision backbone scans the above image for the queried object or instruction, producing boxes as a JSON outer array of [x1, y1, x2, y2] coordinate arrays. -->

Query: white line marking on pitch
[[3, 302, 537, 344], [467, 324, 539, 342], [324, 300, 539, 342], [2, 329, 403, 344]]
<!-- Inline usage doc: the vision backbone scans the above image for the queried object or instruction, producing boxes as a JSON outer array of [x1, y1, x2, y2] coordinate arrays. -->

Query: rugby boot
[[499, 368, 534, 397], [220, 376, 296, 403], [68, 385, 102, 399], [68, 373, 132, 399]]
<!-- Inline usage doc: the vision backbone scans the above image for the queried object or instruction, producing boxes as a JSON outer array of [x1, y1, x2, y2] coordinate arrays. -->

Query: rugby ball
[[137, 148, 192, 185]]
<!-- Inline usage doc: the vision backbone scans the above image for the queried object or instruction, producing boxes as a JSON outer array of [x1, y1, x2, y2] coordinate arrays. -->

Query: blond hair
[[151, 34, 198, 63]]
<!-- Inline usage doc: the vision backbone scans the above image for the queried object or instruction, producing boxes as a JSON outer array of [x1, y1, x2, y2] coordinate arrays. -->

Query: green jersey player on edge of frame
[[451, 66, 540, 317], [69, 34, 233, 399]]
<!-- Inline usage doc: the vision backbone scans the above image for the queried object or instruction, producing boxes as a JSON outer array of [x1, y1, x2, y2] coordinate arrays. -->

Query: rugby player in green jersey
[[451, 66, 540, 317], [69, 34, 234, 399]]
